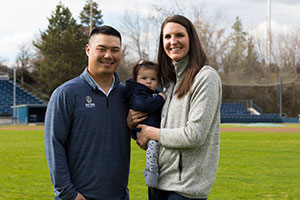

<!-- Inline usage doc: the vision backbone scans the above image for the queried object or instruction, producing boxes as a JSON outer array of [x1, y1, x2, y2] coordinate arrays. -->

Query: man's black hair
[[89, 25, 121, 43]]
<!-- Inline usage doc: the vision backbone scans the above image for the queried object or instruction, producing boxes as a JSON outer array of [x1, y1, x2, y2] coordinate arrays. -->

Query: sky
[[0, 0, 299, 67]]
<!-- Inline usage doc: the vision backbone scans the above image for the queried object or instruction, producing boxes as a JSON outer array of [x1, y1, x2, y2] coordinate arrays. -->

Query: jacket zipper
[[179, 152, 182, 181], [106, 96, 109, 108]]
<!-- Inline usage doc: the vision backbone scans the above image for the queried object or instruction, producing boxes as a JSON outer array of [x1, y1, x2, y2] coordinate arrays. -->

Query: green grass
[[0, 129, 52, 200], [210, 131, 300, 200], [0, 125, 300, 199], [221, 123, 300, 128]]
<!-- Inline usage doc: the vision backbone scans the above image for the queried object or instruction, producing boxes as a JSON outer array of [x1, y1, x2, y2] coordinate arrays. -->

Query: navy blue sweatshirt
[[125, 79, 165, 138], [45, 68, 130, 200]]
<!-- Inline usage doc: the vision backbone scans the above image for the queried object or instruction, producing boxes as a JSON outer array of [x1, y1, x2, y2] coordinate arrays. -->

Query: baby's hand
[[158, 92, 167, 100]]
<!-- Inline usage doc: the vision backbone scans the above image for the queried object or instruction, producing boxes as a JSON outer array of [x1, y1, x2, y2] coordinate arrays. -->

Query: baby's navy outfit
[[126, 79, 165, 188]]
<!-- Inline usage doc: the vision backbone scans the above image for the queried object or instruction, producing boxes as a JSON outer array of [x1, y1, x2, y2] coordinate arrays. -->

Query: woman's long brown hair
[[157, 15, 208, 98]]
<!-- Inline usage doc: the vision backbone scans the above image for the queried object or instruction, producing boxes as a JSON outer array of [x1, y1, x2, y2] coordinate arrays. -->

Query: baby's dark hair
[[132, 60, 160, 82]]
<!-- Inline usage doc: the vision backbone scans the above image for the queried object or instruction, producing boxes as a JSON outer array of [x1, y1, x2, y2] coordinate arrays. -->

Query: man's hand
[[127, 109, 147, 130], [75, 192, 86, 200]]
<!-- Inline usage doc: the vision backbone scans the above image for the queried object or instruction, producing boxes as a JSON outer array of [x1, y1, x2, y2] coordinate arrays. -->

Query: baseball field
[[0, 123, 299, 200]]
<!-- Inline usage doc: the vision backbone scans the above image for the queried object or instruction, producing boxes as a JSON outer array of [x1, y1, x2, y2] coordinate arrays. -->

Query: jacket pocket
[[178, 152, 182, 181]]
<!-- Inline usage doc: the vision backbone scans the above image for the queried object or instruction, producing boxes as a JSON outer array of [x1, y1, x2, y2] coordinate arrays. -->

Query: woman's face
[[162, 22, 190, 62]]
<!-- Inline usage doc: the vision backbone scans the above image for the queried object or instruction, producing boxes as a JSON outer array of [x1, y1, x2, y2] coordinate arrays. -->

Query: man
[[45, 26, 131, 200]]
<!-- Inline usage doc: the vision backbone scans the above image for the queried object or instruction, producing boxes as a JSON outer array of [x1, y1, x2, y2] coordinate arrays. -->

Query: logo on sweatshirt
[[85, 96, 96, 108]]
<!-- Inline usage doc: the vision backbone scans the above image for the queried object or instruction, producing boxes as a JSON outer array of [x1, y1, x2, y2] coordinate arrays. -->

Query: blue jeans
[[55, 196, 96, 200], [148, 188, 207, 200]]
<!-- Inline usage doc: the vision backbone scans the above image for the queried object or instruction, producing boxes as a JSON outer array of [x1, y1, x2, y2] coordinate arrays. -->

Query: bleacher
[[0, 79, 45, 116], [0, 76, 293, 123], [221, 102, 282, 123]]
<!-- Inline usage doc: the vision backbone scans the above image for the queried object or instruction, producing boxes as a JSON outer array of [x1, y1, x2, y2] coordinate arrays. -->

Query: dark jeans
[[148, 188, 207, 200]]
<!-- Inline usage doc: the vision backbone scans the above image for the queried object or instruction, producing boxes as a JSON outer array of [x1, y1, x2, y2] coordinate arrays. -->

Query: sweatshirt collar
[[172, 55, 189, 81], [80, 67, 119, 95]]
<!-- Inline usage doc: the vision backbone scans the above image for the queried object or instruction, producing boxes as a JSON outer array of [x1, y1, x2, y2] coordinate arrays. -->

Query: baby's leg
[[144, 140, 159, 188]]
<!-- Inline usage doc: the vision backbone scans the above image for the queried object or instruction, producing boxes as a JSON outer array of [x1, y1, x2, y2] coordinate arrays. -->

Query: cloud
[[0, 31, 35, 67], [1, 0, 299, 66], [250, 19, 296, 43], [275, 0, 300, 5], [242, 0, 300, 5]]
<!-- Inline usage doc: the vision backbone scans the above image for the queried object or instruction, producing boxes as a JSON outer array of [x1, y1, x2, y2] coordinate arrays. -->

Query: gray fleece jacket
[[158, 57, 222, 198]]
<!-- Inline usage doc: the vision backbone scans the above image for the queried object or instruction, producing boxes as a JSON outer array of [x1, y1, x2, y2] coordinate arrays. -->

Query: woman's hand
[[127, 109, 147, 130], [75, 192, 86, 200], [136, 124, 159, 150], [158, 92, 167, 100]]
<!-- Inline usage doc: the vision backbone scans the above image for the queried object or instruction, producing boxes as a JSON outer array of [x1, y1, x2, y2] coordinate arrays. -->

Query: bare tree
[[192, 7, 232, 72], [119, 10, 151, 61], [252, 32, 266, 63], [118, 0, 188, 62], [15, 44, 33, 85], [150, 1, 232, 73], [0, 58, 12, 77], [272, 28, 299, 82]]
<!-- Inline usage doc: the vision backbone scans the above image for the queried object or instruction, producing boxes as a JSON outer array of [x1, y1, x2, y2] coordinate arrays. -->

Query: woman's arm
[[137, 68, 222, 149], [159, 68, 222, 149]]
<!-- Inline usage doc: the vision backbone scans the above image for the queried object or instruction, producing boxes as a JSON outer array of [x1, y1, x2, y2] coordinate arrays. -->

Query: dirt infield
[[221, 127, 300, 133], [0, 125, 44, 130], [0, 125, 299, 133]]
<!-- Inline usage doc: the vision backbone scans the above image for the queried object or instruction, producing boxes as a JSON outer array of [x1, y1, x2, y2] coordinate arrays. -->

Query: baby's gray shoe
[[144, 165, 159, 188]]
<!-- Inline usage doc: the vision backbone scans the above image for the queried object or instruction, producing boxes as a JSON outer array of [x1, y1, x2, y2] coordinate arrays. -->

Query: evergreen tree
[[224, 17, 247, 73], [79, 0, 104, 34], [34, 3, 88, 96], [242, 36, 264, 79]]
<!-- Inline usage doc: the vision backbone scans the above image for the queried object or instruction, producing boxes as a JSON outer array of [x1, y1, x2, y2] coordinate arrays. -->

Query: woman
[[136, 15, 222, 200]]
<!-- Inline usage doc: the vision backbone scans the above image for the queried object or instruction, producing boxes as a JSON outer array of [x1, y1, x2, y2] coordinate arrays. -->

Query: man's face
[[86, 33, 121, 77]]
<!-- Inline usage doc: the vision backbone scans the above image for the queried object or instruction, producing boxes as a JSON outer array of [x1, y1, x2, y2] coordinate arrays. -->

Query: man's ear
[[85, 44, 90, 57]]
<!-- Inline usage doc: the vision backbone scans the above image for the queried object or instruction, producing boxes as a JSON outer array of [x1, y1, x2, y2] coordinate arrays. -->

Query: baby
[[126, 60, 166, 188]]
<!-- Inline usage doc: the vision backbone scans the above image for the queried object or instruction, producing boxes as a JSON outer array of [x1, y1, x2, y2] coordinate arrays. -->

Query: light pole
[[279, 76, 282, 118], [267, 0, 271, 66], [89, 0, 93, 34], [13, 67, 16, 124]]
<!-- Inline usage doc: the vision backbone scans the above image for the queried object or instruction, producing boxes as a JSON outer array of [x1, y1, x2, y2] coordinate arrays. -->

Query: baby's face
[[136, 67, 159, 91]]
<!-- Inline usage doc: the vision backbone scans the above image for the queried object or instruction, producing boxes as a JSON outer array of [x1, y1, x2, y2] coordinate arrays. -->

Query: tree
[[0, 60, 12, 77], [192, 8, 231, 72], [274, 30, 299, 79], [118, 0, 186, 62], [242, 36, 267, 82], [79, 0, 104, 34], [34, 3, 87, 96], [223, 17, 247, 74], [119, 10, 151, 61], [15, 44, 33, 85]]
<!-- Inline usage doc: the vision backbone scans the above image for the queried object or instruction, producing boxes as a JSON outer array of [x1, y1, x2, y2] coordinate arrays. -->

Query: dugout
[[11, 104, 47, 124]]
